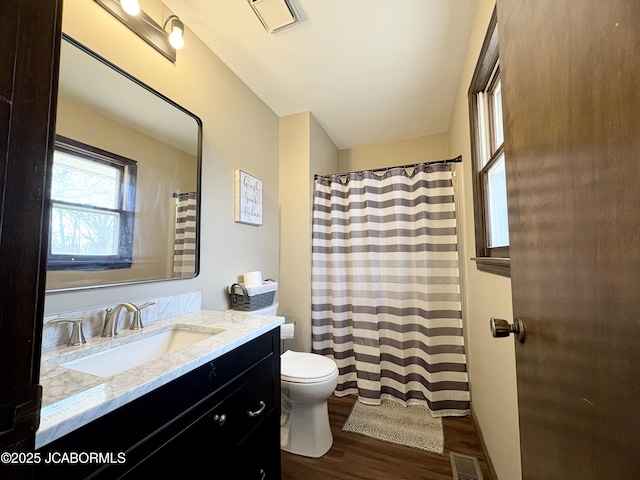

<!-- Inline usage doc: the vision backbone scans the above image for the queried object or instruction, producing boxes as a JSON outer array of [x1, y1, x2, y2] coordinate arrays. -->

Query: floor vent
[[450, 451, 484, 480]]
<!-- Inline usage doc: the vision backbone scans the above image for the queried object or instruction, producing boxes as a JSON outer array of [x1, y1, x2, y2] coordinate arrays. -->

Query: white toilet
[[280, 350, 339, 457], [250, 303, 339, 458]]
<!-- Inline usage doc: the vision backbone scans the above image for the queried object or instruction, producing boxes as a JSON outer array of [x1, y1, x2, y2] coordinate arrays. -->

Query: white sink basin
[[59, 326, 224, 377]]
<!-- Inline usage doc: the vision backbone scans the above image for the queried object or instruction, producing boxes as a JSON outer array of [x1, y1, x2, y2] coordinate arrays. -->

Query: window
[[468, 8, 510, 277], [48, 136, 137, 270]]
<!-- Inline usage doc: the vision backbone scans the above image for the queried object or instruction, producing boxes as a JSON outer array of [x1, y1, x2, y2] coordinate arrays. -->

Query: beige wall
[[45, 0, 279, 314], [447, 0, 522, 479], [279, 112, 338, 353], [279, 113, 312, 351], [338, 134, 449, 173]]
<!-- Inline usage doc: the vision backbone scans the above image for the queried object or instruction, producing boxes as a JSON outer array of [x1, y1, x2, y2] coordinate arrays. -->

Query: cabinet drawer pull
[[259, 468, 266, 480], [247, 400, 266, 418], [213, 413, 226, 426]]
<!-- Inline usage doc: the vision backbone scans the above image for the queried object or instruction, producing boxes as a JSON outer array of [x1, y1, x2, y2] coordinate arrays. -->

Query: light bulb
[[169, 29, 184, 49], [168, 20, 184, 49], [121, 0, 140, 16]]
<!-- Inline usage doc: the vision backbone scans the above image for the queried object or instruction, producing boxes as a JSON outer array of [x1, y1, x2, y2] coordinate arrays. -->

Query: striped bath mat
[[342, 399, 444, 454]]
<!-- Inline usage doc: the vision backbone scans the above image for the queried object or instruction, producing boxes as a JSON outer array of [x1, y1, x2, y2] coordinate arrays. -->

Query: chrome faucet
[[129, 302, 155, 331], [102, 302, 138, 337]]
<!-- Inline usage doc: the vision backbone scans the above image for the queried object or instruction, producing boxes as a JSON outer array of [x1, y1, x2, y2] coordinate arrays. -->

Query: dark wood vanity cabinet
[[35, 328, 281, 479]]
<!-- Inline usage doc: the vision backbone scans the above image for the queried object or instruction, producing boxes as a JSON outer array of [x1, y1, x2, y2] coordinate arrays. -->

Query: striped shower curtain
[[311, 162, 470, 417], [172, 192, 197, 278]]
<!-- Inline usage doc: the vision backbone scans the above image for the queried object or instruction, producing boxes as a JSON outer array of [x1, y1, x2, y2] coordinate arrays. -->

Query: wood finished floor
[[281, 395, 493, 480]]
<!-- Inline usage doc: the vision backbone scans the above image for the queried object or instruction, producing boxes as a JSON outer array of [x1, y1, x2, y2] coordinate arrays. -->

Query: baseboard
[[470, 406, 500, 480]]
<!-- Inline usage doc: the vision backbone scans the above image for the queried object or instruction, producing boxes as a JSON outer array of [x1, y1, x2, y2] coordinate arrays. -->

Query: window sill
[[47, 260, 132, 271], [471, 257, 510, 278]]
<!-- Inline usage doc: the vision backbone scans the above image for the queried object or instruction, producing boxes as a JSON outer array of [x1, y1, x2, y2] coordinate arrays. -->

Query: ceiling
[[161, 0, 478, 150], [59, 39, 198, 155]]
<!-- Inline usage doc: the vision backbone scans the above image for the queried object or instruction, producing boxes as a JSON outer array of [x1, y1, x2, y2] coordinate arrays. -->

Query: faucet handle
[[48, 317, 86, 347], [137, 302, 155, 311], [129, 302, 156, 331]]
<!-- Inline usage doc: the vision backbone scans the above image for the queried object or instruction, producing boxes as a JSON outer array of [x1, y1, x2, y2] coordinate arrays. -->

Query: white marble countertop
[[36, 310, 284, 449]]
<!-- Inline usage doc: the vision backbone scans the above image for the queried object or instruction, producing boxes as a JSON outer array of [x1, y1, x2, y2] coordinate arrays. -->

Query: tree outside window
[[48, 136, 137, 271]]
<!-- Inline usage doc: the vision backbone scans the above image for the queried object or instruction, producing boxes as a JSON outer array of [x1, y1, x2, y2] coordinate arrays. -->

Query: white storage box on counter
[[227, 280, 278, 311]]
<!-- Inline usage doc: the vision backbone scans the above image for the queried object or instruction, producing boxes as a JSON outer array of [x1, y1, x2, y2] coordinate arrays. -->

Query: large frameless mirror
[[46, 35, 201, 292]]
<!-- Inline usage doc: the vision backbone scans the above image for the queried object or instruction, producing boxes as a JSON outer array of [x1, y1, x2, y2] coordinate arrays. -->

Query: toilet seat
[[281, 350, 338, 384]]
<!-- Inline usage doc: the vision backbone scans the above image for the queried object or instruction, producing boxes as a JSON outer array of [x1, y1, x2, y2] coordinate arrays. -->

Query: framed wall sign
[[234, 170, 263, 226]]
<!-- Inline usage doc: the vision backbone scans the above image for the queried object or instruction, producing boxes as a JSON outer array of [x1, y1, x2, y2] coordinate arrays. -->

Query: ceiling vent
[[249, 0, 299, 33]]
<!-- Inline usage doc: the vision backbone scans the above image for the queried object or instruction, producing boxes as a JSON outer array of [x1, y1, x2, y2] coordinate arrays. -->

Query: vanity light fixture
[[248, 0, 299, 33], [94, 0, 185, 62]]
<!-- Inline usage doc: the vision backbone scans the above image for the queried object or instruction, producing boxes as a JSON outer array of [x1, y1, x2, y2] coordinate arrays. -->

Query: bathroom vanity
[[35, 310, 282, 479]]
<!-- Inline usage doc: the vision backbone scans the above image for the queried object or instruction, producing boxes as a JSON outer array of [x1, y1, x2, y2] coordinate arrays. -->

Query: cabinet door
[[120, 399, 230, 478]]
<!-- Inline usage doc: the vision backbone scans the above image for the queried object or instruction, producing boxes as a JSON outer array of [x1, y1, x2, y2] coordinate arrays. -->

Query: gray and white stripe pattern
[[173, 192, 197, 278], [311, 163, 470, 417]]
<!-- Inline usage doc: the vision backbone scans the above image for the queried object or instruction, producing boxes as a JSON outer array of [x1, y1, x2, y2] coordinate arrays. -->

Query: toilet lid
[[281, 350, 338, 383]]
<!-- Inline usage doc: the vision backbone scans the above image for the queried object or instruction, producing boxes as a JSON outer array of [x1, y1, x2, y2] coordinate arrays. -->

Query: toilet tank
[[248, 302, 278, 316]]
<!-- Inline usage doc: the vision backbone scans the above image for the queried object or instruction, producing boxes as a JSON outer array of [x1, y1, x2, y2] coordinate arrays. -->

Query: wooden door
[[0, 1, 61, 479], [497, 0, 640, 478]]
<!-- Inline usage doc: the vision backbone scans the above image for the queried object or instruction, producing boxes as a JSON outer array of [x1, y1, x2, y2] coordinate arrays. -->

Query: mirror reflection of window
[[53, 153, 120, 209], [48, 136, 137, 271], [51, 153, 120, 256]]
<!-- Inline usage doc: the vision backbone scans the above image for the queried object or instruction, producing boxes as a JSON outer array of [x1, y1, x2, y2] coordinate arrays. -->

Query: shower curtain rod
[[313, 155, 462, 180]]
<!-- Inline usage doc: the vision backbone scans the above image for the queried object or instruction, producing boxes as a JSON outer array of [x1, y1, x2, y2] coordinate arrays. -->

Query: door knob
[[490, 317, 526, 343]]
